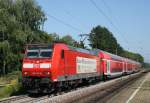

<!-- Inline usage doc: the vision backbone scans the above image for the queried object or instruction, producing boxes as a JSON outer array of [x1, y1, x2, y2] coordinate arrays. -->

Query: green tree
[[60, 35, 76, 46], [89, 25, 123, 55], [88, 25, 144, 63], [143, 62, 150, 68], [123, 50, 144, 63], [0, 41, 11, 74], [50, 33, 60, 42], [0, 0, 52, 75]]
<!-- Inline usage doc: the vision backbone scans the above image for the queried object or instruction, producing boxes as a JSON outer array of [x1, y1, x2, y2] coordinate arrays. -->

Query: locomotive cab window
[[26, 44, 53, 58], [40, 50, 52, 58], [27, 51, 39, 58]]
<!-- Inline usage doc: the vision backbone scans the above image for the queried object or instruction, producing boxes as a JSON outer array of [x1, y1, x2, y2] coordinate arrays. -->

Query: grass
[[0, 71, 24, 99], [0, 71, 21, 85]]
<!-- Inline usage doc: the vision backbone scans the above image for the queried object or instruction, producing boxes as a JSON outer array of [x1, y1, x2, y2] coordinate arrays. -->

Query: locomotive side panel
[[76, 56, 97, 73], [50, 44, 69, 81], [56, 50, 101, 81]]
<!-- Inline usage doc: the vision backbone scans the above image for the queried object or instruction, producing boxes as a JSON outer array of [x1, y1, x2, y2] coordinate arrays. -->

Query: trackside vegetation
[[0, 71, 22, 99]]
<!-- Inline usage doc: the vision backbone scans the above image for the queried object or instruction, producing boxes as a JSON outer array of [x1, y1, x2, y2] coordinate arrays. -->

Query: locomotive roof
[[68, 46, 97, 56], [26, 44, 52, 50]]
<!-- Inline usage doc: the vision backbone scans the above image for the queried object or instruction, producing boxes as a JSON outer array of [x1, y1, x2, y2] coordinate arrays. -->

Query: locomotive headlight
[[47, 72, 50, 75], [23, 63, 33, 68], [40, 63, 51, 68], [24, 71, 28, 75]]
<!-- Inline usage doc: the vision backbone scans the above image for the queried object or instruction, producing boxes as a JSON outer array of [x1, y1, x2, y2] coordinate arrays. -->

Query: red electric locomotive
[[22, 43, 102, 93], [22, 43, 141, 93]]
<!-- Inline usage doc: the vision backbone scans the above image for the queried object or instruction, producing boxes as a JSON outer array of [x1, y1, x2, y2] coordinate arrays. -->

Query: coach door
[[106, 60, 110, 74], [123, 62, 125, 73]]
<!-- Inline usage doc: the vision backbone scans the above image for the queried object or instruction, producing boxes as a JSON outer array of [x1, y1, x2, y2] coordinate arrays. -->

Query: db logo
[[34, 64, 40, 68]]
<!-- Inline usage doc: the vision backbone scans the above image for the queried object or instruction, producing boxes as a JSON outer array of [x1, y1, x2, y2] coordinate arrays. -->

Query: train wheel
[[102, 73, 107, 81]]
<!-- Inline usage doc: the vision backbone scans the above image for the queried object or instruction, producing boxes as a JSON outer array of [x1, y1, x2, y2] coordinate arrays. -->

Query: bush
[[0, 85, 14, 99], [0, 72, 23, 99]]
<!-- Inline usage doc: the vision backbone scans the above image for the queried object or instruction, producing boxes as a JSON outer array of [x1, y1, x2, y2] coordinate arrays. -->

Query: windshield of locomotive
[[26, 45, 53, 58]]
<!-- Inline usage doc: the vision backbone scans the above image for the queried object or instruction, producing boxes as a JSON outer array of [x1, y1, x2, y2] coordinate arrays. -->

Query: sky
[[36, 0, 150, 62]]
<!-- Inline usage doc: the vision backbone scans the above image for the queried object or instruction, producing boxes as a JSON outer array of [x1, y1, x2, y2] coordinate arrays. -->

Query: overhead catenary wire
[[101, 2, 146, 56], [46, 13, 83, 33], [63, 10, 91, 45], [64, 10, 90, 29], [101, 0, 130, 45], [101, 0, 112, 16], [89, 0, 129, 45], [101, 0, 118, 24], [89, 0, 116, 29]]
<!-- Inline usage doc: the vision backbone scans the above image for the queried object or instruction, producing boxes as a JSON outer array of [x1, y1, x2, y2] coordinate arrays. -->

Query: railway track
[[0, 94, 51, 103], [37, 72, 146, 103], [0, 71, 146, 103], [71, 72, 147, 103], [0, 81, 98, 103]]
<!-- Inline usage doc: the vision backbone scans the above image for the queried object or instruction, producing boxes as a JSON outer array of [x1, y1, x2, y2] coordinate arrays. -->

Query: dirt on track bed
[[94, 72, 150, 103], [70, 73, 146, 103]]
